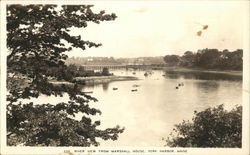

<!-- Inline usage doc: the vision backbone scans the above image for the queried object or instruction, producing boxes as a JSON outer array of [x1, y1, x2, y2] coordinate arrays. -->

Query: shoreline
[[75, 75, 139, 84], [50, 75, 139, 86], [162, 67, 242, 76], [49, 67, 242, 86]]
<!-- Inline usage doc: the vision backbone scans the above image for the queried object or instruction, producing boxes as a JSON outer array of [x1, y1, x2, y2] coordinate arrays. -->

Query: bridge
[[81, 64, 159, 71]]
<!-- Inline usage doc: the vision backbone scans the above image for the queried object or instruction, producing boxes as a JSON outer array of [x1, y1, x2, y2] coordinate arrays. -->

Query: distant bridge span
[[82, 64, 155, 71]]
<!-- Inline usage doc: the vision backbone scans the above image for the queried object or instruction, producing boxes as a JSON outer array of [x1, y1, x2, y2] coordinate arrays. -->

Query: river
[[23, 69, 242, 147], [80, 69, 242, 147]]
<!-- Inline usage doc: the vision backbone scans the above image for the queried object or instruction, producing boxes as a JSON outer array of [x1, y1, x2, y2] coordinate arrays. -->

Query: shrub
[[165, 104, 242, 148]]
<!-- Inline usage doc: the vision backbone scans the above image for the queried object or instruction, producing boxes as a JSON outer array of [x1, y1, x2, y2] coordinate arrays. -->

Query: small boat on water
[[144, 72, 148, 76], [131, 89, 138, 92], [148, 71, 153, 75], [113, 87, 118, 90], [178, 83, 184, 87], [132, 72, 136, 75]]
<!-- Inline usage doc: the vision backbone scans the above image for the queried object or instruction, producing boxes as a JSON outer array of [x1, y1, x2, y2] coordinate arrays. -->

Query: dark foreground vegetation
[[165, 105, 242, 147], [164, 49, 243, 70], [7, 4, 124, 146]]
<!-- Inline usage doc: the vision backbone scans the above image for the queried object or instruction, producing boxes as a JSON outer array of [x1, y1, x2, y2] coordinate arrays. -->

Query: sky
[[66, 1, 248, 58]]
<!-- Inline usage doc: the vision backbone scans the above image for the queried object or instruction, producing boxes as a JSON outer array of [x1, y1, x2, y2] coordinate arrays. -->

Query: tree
[[230, 49, 243, 70], [163, 55, 180, 66], [78, 66, 86, 77], [180, 51, 195, 67], [164, 49, 243, 70], [102, 67, 110, 76], [217, 49, 230, 69], [195, 49, 221, 69], [7, 4, 124, 146], [165, 105, 242, 147]]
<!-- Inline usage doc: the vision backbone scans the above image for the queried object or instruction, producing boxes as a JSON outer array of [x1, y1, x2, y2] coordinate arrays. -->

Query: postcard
[[0, 0, 249, 155]]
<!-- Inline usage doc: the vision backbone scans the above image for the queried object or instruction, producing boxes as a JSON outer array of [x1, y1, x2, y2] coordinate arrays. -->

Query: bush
[[102, 67, 110, 76], [165, 104, 242, 148]]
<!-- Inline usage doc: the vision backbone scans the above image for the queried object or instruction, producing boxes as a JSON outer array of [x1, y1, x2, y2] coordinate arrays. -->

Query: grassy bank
[[49, 75, 138, 86], [75, 75, 139, 84], [162, 67, 242, 76]]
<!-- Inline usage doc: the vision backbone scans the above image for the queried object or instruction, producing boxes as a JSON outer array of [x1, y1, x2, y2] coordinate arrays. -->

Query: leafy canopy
[[163, 48, 243, 70], [165, 105, 242, 148], [7, 4, 124, 146]]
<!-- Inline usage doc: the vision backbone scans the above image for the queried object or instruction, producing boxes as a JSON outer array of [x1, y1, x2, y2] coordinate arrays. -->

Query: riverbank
[[49, 75, 139, 86], [75, 75, 138, 84], [162, 67, 242, 76]]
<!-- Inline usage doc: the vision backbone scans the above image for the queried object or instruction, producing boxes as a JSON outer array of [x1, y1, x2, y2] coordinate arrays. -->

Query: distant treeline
[[164, 49, 243, 70]]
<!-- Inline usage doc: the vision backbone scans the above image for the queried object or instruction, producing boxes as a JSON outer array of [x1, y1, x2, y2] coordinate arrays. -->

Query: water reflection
[[77, 70, 242, 146], [164, 71, 242, 81], [102, 83, 109, 91], [196, 81, 219, 91], [80, 82, 110, 92]]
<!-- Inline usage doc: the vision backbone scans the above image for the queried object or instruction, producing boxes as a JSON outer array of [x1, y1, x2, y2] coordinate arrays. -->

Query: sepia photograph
[[0, 0, 249, 154]]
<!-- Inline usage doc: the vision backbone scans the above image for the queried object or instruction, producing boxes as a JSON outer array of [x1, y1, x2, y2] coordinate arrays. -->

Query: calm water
[[81, 70, 242, 147], [25, 70, 242, 147]]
